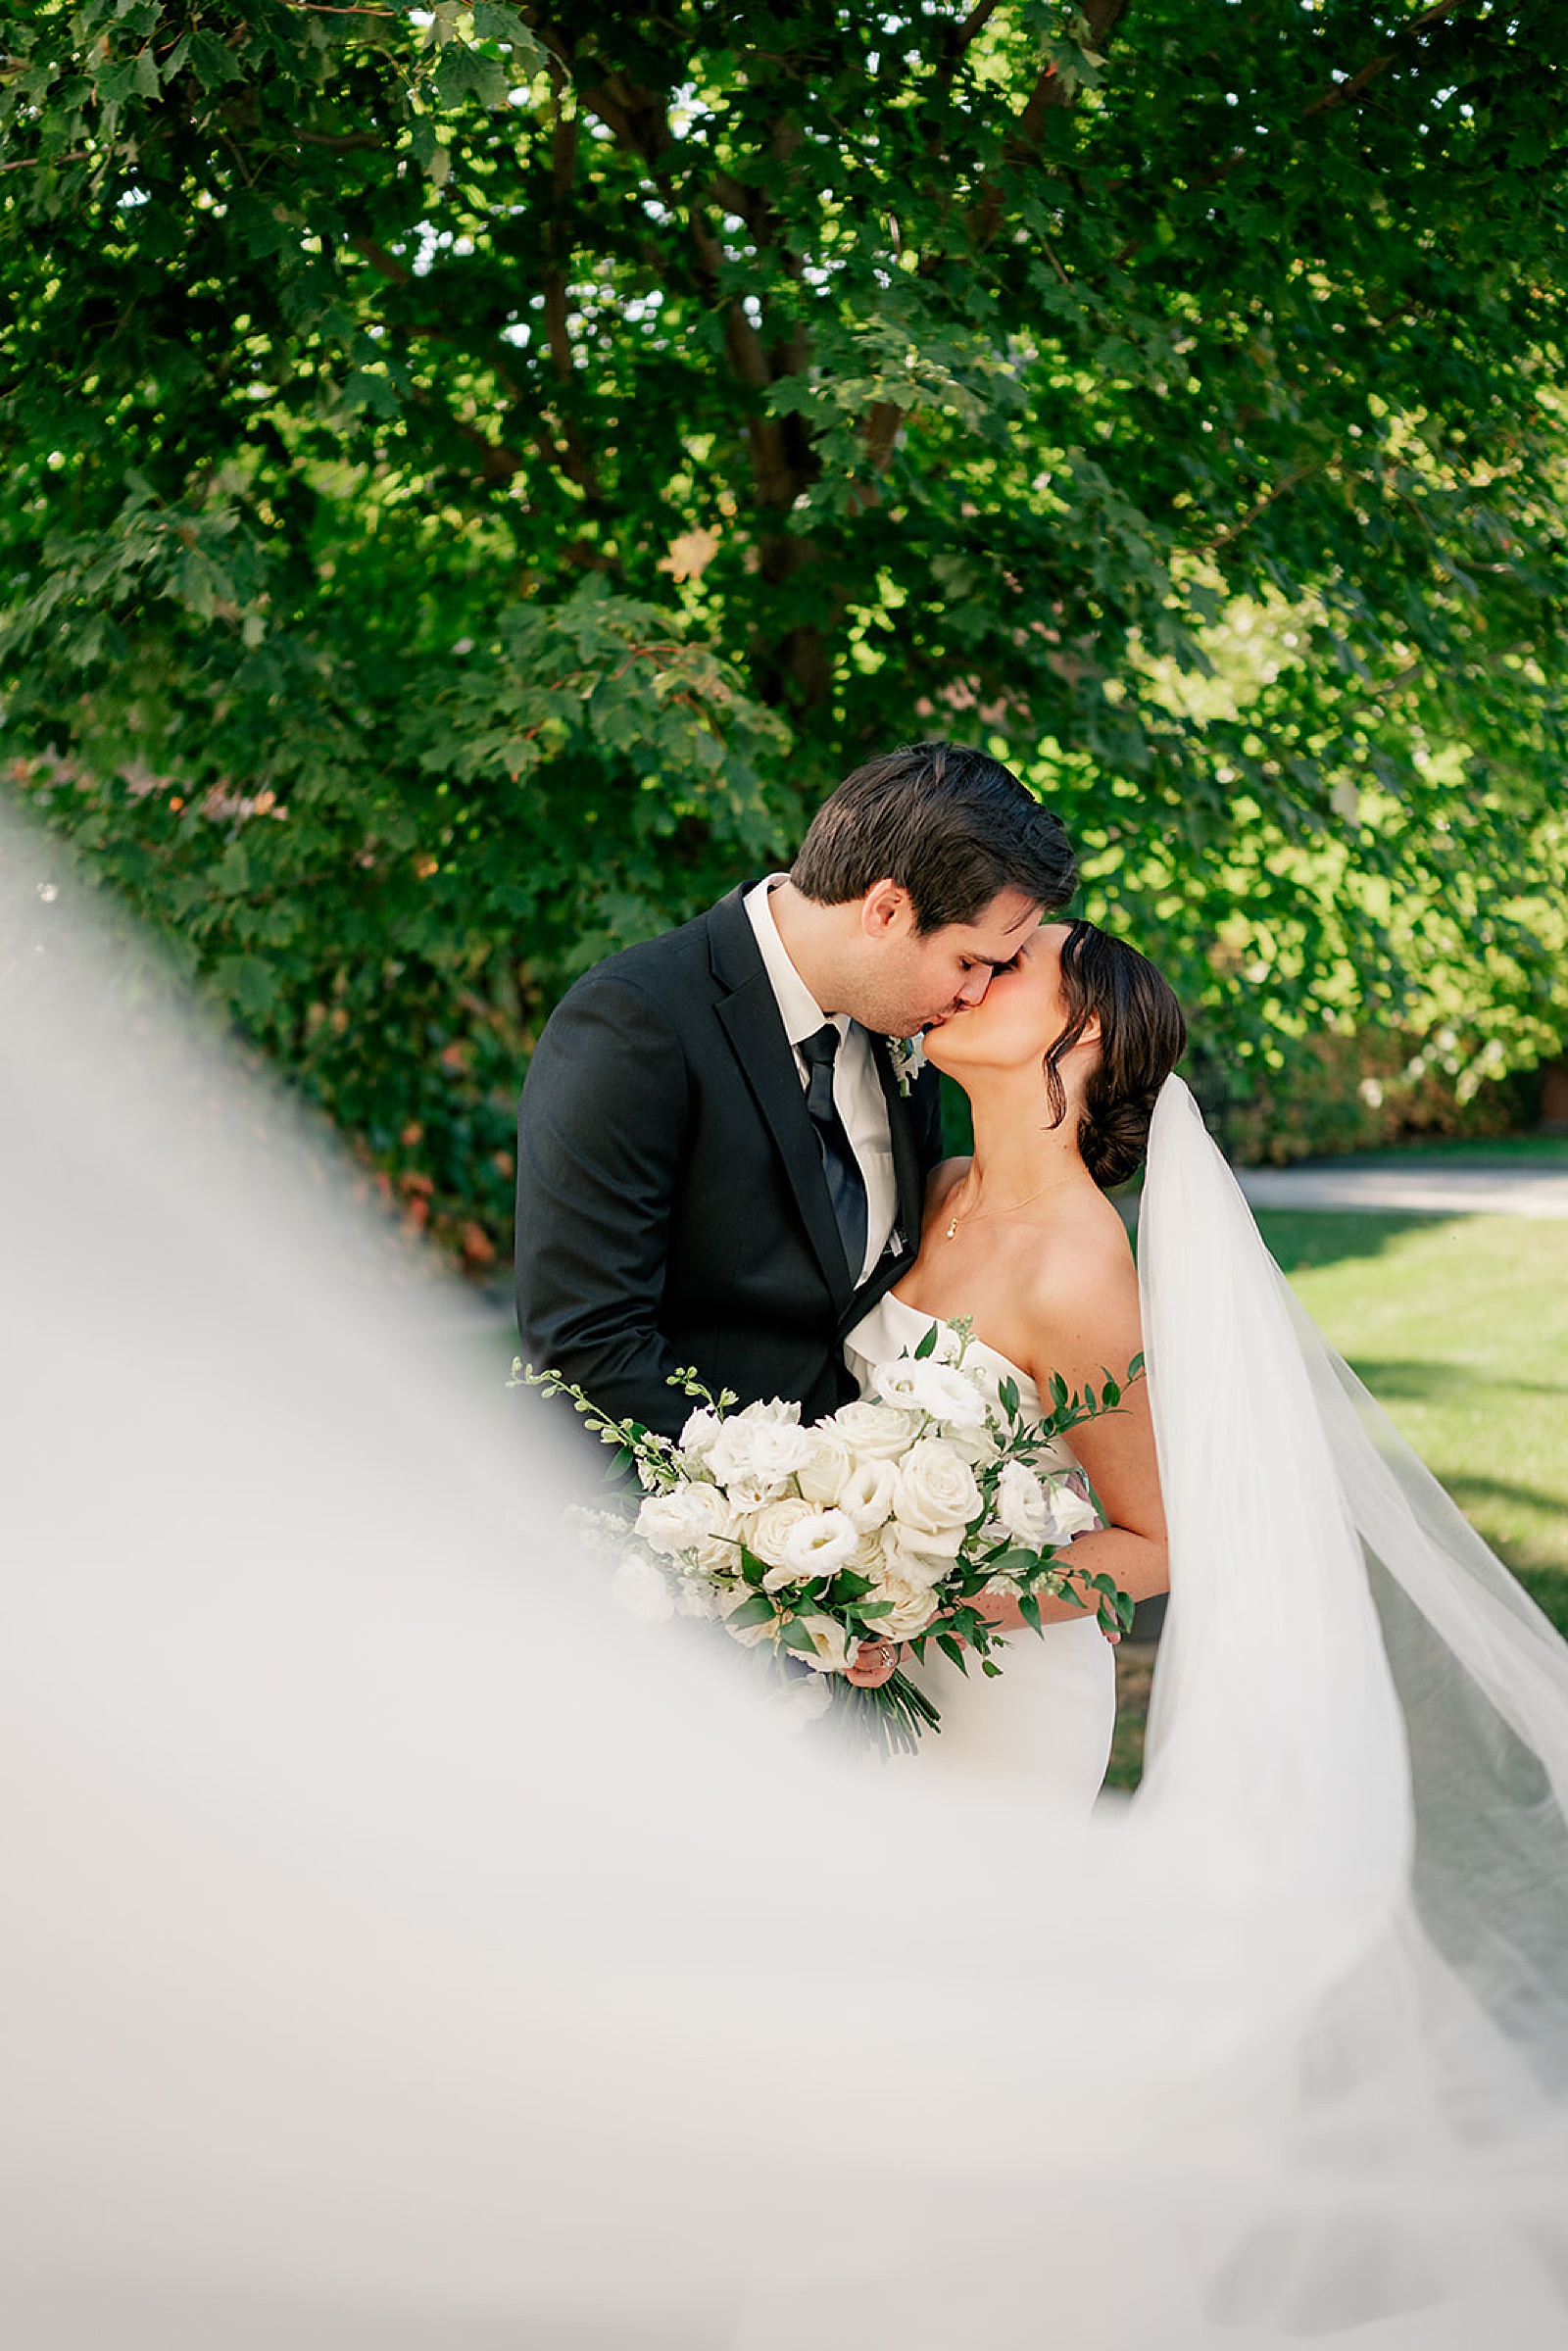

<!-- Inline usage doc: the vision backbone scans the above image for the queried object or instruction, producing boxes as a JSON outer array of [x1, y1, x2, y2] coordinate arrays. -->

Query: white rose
[[1043, 1472, 1102, 1543], [796, 1429, 857, 1505], [794, 1614, 855, 1675], [845, 1525, 895, 1577], [749, 1495, 820, 1588], [716, 1585, 779, 1648], [777, 1507, 859, 1584], [866, 1569, 942, 1641], [837, 1455, 900, 1534], [828, 1399, 917, 1461], [894, 1438, 982, 1536], [612, 1553, 675, 1622], [941, 1421, 1002, 1470], [885, 1518, 964, 1573], [996, 1458, 1053, 1549]]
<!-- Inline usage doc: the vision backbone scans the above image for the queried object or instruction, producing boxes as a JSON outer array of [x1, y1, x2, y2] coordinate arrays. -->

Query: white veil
[[1131, 1075, 1568, 2338], [3, 823, 1567, 2349]]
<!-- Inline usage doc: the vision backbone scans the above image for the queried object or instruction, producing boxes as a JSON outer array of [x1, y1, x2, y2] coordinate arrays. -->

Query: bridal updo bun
[[1043, 922, 1187, 1190]]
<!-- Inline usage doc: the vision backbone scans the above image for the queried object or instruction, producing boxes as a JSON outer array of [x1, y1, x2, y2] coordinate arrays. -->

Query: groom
[[514, 741, 1077, 1440]]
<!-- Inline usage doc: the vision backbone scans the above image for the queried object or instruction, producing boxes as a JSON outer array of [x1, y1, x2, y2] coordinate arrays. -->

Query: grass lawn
[[1108, 1207, 1568, 1790]]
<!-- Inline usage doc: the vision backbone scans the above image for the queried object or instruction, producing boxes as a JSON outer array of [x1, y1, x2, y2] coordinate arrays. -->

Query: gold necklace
[[943, 1172, 1076, 1241]]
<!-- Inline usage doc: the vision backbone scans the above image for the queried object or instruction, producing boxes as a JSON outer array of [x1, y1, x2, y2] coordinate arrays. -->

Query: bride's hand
[[847, 1639, 900, 1689]]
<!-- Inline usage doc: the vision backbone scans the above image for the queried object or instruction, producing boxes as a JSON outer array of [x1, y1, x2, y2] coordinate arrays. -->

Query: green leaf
[[471, 1, 547, 67], [725, 1592, 776, 1633], [913, 1320, 938, 1359], [777, 1615, 822, 1656], [96, 58, 140, 104], [936, 1632, 968, 1673], [1017, 1592, 1043, 1635], [185, 29, 242, 90], [739, 1545, 767, 1589], [999, 1374, 1020, 1419]]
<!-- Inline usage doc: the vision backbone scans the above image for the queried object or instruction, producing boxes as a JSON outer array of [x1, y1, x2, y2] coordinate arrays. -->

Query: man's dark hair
[[790, 741, 1077, 933]]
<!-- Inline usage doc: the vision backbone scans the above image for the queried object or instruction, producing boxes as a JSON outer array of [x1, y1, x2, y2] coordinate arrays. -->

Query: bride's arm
[[989, 1245, 1168, 1634]]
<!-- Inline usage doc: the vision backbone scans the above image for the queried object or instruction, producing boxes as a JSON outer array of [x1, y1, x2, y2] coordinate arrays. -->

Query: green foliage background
[[3, 0, 1565, 1259]]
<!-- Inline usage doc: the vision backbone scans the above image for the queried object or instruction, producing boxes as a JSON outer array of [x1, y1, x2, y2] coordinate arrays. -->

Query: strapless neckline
[[841, 1291, 1085, 1477], [859, 1290, 1041, 1410]]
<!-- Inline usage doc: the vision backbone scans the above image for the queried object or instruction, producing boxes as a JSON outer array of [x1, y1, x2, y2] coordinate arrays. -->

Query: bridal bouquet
[[516, 1323, 1139, 1754]]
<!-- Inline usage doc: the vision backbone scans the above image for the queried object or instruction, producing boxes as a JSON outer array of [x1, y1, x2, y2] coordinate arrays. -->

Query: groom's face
[[857, 885, 1043, 1035]]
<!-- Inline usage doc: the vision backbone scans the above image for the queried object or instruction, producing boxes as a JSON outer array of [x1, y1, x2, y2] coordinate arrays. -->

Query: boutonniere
[[886, 1032, 927, 1097]]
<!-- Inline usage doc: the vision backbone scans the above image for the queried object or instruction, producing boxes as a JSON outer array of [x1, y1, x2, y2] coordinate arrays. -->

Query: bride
[[844, 916, 1182, 1799]]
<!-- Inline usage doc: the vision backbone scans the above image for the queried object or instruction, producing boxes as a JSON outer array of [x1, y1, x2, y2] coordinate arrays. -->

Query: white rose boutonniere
[[886, 1032, 927, 1096]]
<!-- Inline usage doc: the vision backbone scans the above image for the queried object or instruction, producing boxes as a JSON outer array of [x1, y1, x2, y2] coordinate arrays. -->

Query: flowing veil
[[1131, 1074, 1568, 2337], [3, 820, 1567, 2349]]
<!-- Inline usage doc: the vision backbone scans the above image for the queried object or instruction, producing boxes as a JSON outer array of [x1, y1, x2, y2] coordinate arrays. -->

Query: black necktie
[[798, 1023, 869, 1280]]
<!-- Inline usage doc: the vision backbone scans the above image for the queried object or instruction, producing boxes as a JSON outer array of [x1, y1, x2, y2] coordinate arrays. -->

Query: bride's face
[[922, 922, 1090, 1080]]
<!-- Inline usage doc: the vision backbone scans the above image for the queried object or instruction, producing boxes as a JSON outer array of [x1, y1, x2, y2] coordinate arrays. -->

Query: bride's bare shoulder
[[1018, 1190, 1142, 1368]]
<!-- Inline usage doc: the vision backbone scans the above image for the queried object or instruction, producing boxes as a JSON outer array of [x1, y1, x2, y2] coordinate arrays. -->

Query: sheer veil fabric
[[3, 820, 1567, 2349]]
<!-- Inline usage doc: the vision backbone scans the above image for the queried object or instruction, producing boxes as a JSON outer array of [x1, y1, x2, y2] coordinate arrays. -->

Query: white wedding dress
[[843, 1291, 1117, 1804], [5, 806, 1568, 2349]]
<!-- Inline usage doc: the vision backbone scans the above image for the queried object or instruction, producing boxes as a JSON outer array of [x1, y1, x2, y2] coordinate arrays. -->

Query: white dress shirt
[[744, 877, 897, 1284]]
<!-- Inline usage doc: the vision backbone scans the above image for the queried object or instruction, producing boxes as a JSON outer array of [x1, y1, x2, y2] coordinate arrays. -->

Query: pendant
[[945, 1214, 959, 1240]]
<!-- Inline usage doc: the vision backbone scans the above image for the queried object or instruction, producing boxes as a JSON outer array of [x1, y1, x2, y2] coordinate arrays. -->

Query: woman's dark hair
[[791, 741, 1076, 931], [1044, 920, 1187, 1191]]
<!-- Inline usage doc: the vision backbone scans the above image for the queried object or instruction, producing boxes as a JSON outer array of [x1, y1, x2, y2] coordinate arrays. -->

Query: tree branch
[[1300, 0, 1461, 119], [1201, 461, 1331, 554]]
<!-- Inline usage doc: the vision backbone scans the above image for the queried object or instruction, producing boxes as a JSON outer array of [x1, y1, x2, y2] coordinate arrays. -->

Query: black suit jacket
[[514, 885, 945, 1438]]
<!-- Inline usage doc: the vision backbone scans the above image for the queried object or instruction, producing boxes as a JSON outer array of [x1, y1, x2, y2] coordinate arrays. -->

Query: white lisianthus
[[996, 1458, 1054, 1548], [612, 1552, 675, 1622], [1043, 1473, 1102, 1543], [635, 1480, 743, 1572], [796, 1429, 857, 1506], [677, 1405, 724, 1465], [894, 1438, 982, 1536], [874, 1356, 989, 1431], [837, 1455, 900, 1533], [786, 1673, 833, 1723], [795, 1614, 856, 1674], [827, 1399, 917, 1461], [866, 1569, 943, 1640], [778, 1507, 860, 1584], [707, 1412, 818, 1494]]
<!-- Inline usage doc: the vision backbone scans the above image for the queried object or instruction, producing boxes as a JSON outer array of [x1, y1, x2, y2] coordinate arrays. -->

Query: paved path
[[1236, 1162, 1568, 1218]]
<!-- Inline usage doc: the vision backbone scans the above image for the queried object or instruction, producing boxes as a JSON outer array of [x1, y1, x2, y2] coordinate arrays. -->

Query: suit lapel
[[710, 892, 855, 1305]]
